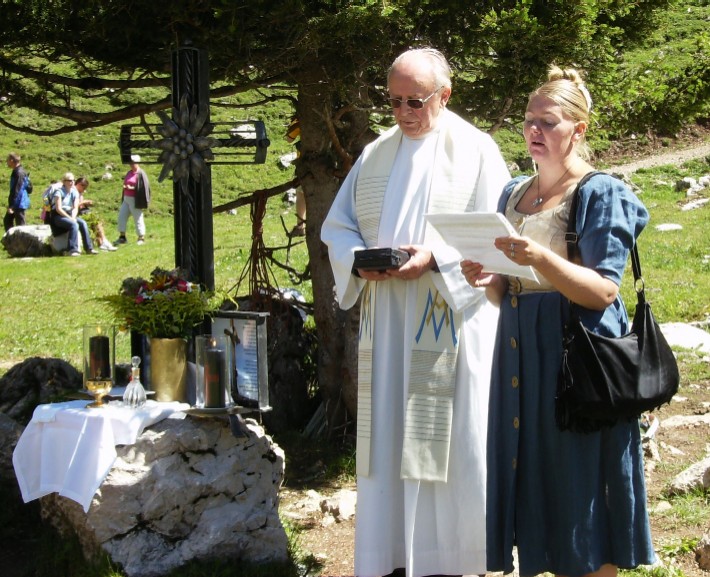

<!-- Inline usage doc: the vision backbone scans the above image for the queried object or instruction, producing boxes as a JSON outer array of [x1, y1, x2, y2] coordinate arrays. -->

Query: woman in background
[[51, 172, 97, 257], [116, 154, 150, 245]]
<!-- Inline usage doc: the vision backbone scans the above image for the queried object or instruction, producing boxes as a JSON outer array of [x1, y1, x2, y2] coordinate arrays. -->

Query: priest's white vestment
[[321, 109, 510, 577]]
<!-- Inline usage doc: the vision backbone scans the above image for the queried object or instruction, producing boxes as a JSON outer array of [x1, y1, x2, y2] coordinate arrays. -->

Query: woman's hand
[[461, 260, 494, 287], [494, 234, 540, 265], [494, 234, 618, 310]]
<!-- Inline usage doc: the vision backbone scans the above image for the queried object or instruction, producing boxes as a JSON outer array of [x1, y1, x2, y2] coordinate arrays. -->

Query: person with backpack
[[50, 172, 98, 257], [41, 180, 62, 224], [4, 152, 31, 232]]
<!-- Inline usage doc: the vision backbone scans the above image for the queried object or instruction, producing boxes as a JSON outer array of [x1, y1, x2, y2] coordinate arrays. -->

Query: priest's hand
[[388, 244, 433, 281]]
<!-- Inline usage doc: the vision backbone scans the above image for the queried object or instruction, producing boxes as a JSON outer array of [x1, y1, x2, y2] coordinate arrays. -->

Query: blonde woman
[[50, 172, 97, 256], [462, 67, 655, 577]]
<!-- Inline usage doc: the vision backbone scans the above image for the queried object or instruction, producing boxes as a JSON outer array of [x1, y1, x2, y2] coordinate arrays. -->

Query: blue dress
[[486, 173, 656, 577]]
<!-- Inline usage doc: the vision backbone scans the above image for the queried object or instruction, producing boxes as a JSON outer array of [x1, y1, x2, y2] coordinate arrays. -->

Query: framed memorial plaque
[[211, 311, 271, 412]]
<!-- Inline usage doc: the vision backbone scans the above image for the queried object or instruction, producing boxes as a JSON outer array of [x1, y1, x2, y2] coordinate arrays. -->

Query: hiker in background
[[116, 154, 151, 245], [50, 172, 97, 257], [75, 176, 117, 251], [4, 152, 31, 232], [41, 180, 62, 224]]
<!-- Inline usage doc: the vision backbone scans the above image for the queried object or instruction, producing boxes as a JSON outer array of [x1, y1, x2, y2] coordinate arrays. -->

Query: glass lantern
[[195, 334, 233, 409], [82, 325, 116, 407]]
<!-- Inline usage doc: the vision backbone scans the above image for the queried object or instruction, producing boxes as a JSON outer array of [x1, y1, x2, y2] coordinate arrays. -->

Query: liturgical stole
[[354, 110, 483, 482]]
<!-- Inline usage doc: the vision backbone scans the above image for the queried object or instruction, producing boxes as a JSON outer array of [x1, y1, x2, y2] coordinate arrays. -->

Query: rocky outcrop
[[1, 225, 68, 257], [697, 532, 710, 571], [668, 455, 710, 495], [0, 357, 82, 425], [39, 414, 288, 577]]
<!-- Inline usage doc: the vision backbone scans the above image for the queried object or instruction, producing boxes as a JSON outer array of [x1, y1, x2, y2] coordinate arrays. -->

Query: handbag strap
[[565, 171, 646, 307], [564, 170, 603, 262]]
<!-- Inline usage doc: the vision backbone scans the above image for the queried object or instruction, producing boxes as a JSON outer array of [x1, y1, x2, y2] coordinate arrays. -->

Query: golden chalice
[[85, 379, 113, 408]]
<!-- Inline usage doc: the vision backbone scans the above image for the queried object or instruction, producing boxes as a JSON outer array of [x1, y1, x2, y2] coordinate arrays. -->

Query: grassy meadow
[[0, 97, 312, 372], [1, 115, 709, 374], [1, 76, 709, 577]]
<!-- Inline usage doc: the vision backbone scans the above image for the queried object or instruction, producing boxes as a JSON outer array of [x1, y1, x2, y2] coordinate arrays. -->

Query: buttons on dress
[[511, 295, 518, 308], [513, 417, 520, 429], [510, 337, 517, 349], [512, 376, 519, 388]]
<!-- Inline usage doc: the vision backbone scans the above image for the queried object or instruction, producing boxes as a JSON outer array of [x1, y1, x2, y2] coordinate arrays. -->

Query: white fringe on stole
[[356, 281, 375, 477]]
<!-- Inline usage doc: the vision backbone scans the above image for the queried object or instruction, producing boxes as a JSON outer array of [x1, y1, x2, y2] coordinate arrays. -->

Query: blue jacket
[[8, 166, 31, 210]]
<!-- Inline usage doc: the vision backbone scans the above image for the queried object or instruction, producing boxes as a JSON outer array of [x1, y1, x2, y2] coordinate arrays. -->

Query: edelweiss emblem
[[152, 94, 220, 193]]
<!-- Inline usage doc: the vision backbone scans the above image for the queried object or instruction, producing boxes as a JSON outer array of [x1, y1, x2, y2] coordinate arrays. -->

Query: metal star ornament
[[153, 94, 220, 193]]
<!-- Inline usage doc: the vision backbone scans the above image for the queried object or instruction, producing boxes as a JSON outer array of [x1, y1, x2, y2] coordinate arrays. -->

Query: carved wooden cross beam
[[118, 95, 270, 195]]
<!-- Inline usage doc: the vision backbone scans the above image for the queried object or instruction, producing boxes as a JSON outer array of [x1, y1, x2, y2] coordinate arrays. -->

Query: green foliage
[[657, 488, 710, 528], [620, 565, 684, 577], [0, 0, 700, 140], [659, 535, 701, 558], [594, 0, 710, 138], [97, 267, 221, 339]]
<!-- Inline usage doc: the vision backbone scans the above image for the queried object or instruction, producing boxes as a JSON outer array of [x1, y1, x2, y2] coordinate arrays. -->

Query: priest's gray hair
[[388, 47, 452, 90]]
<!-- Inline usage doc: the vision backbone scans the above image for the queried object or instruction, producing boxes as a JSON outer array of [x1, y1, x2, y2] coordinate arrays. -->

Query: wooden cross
[[117, 45, 270, 291]]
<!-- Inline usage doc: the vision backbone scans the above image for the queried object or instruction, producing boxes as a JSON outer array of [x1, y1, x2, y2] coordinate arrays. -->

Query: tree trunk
[[295, 70, 375, 438]]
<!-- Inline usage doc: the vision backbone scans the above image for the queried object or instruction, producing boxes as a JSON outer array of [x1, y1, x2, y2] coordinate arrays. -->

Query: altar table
[[12, 399, 189, 512]]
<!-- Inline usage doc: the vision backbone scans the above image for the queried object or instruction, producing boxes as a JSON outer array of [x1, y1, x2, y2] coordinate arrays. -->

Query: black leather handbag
[[555, 174, 680, 433]]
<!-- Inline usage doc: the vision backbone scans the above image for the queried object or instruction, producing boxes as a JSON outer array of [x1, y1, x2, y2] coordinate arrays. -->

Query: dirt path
[[607, 141, 710, 175]]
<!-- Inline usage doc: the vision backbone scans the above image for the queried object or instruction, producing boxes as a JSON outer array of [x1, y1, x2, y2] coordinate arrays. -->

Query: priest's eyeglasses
[[388, 86, 443, 109]]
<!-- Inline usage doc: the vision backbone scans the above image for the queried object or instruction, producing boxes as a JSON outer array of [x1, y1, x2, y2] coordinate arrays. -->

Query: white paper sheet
[[426, 212, 539, 282]]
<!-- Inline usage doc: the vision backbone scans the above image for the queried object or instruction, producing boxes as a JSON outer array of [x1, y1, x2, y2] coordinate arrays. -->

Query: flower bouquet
[[99, 267, 219, 339]]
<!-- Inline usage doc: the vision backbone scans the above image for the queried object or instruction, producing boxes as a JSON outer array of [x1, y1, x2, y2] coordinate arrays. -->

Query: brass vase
[[149, 337, 187, 402]]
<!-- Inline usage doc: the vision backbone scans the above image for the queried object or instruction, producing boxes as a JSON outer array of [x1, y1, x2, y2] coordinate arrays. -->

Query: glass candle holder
[[82, 325, 116, 407], [195, 335, 233, 409]]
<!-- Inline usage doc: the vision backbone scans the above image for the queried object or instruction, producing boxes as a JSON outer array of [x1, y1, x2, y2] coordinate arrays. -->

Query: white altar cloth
[[12, 400, 189, 512]]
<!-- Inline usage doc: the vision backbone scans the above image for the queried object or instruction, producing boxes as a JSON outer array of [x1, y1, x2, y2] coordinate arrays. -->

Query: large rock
[[0, 357, 82, 425], [697, 533, 710, 571], [0, 412, 23, 486], [40, 414, 288, 577], [660, 322, 710, 354], [1, 225, 68, 257], [668, 455, 710, 495]]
